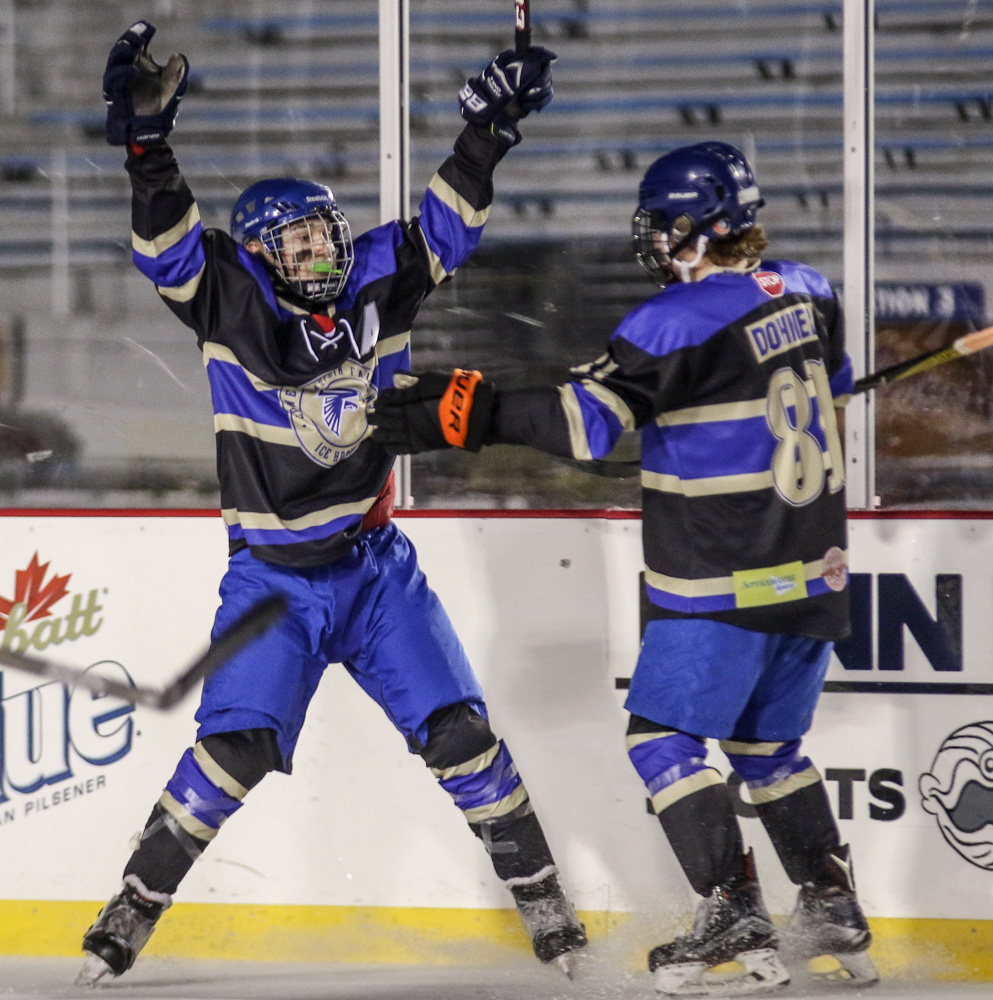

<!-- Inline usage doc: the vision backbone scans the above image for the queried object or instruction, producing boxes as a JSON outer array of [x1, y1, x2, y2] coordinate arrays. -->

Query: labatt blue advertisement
[[0, 552, 135, 816]]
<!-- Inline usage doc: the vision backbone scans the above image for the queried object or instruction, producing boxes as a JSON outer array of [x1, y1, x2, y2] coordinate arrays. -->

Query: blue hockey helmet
[[632, 142, 764, 286], [230, 177, 354, 303]]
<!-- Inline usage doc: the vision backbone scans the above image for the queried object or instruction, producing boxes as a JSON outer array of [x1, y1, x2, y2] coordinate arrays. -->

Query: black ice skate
[[649, 853, 789, 996], [76, 875, 172, 986], [780, 845, 878, 987], [510, 869, 588, 977]]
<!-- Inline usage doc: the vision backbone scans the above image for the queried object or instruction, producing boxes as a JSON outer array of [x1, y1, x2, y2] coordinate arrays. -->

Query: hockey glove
[[458, 47, 556, 145], [103, 20, 189, 147], [368, 370, 495, 455]]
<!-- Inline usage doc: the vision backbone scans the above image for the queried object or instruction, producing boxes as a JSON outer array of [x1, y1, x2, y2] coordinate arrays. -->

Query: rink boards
[[0, 510, 991, 980]]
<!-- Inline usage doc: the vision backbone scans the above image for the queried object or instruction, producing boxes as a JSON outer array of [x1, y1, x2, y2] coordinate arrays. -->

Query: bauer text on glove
[[368, 370, 495, 454], [458, 47, 556, 145], [103, 20, 189, 147]]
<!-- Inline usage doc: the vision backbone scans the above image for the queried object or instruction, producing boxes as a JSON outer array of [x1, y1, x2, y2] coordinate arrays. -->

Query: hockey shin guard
[[722, 738, 840, 885], [421, 702, 555, 883], [627, 715, 745, 895], [125, 728, 280, 895]]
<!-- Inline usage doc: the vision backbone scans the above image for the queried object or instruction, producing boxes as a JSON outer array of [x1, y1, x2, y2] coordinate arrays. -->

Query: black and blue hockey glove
[[368, 370, 496, 454], [458, 46, 556, 145], [103, 20, 189, 147]]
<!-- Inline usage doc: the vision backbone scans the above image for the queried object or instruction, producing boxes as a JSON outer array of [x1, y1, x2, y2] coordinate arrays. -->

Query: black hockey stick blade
[[0, 593, 287, 710], [854, 323, 993, 394]]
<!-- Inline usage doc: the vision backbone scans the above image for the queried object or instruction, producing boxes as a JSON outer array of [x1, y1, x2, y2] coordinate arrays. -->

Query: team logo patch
[[753, 271, 785, 297], [920, 722, 993, 869], [279, 359, 377, 468]]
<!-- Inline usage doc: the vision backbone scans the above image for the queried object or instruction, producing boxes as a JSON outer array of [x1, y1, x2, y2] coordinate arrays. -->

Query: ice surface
[[0, 957, 989, 1000]]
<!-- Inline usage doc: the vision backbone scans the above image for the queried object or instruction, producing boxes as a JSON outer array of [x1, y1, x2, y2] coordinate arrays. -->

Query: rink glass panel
[[14, 2, 983, 511], [407, 1, 846, 509], [0, 0, 383, 509], [871, 4, 993, 510]]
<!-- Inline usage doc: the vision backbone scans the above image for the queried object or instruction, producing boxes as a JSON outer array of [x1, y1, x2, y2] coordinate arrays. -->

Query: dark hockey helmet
[[230, 177, 354, 303], [632, 142, 764, 286]]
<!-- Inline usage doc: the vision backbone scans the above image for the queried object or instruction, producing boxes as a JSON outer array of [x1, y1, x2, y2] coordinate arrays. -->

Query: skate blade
[[75, 953, 115, 987], [654, 949, 790, 997], [807, 951, 880, 988]]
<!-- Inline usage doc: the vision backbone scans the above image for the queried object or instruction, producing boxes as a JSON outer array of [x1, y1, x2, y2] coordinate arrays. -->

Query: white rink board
[[0, 512, 992, 924]]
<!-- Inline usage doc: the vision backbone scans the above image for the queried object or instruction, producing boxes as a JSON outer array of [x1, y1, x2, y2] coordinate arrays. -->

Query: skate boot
[[781, 845, 878, 987], [648, 852, 789, 996], [76, 875, 172, 986], [510, 869, 588, 977]]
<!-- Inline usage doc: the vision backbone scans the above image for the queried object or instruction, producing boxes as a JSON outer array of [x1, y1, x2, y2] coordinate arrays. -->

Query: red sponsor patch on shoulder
[[753, 270, 784, 297]]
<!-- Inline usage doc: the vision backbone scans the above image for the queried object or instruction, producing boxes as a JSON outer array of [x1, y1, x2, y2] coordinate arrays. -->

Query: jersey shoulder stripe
[[133, 222, 205, 288], [614, 277, 770, 358]]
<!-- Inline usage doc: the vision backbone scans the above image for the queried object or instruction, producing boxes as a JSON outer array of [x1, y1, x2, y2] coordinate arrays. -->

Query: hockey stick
[[515, 0, 531, 53], [854, 323, 993, 394], [0, 593, 287, 709]]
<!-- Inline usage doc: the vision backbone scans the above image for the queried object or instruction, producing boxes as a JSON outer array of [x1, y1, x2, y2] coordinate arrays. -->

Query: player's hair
[[705, 224, 769, 266]]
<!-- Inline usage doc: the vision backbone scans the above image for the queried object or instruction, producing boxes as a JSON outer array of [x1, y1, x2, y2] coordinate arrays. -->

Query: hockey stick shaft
[[854, 323, 993, 394], [515, 0, 531, 53], [0, 593, 287, 709]]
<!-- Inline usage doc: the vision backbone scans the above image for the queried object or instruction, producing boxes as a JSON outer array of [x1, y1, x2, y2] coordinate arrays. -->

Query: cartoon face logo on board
[[919, 722, 993, 869]]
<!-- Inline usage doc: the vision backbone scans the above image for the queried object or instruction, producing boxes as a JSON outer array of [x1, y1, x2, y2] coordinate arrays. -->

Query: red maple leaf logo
[[0, 553, 72, 631]]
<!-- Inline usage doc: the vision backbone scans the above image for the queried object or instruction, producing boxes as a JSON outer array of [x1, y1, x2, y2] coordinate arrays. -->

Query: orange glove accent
[[439, 369, 484, 448]]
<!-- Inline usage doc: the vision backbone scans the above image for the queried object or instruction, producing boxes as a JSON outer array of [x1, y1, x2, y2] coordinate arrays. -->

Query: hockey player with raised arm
[[370, 142, 878, 996], [78, 21, 587, 986]]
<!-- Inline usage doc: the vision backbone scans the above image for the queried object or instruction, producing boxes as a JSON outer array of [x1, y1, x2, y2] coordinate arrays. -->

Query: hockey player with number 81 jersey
[[370, 141, 878, 995]]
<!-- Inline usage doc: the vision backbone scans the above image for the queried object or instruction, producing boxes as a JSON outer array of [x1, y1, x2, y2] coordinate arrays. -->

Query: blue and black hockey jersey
[[492, 262, 853, 641], [126, 125, 511, 566]]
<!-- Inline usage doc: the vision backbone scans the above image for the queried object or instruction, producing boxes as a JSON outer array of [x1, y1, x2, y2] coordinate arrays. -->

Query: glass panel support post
[[379, 0, 413, 507], [842, 0, 875, 509]]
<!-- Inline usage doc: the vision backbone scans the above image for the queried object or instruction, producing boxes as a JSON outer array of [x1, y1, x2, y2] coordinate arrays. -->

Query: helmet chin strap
[[661, 209, 725, 284], [668, 234, 710, 284]]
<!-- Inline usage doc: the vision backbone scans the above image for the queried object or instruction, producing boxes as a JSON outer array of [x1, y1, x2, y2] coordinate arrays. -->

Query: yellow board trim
[[2, 901, 993, 980], [0, 900, 617, 966]]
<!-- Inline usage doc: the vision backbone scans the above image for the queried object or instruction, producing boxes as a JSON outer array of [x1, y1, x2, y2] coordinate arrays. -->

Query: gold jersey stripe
[[650, 768, 724, 814], [560, 383, 594, 460], [643, 468, 776, 497], [375, 331, 410, 362], [213, 412, 297, 446], [430, 741, 500, 781], [428, 173, 491, 229], [625, 730, 678, 750], [221, 494, 377, 532], [158, 790, 218, 842], [193, 742, 249, 801], [201, 342, 281, 393], [575, 378, 637, 431], [656, 397, 769, 426], [747, 764, 822, 805], [132, 202, 201, 258], [157, 267, 204, 303], [718, 740, 787, 757], [462, 783, 531, 823]]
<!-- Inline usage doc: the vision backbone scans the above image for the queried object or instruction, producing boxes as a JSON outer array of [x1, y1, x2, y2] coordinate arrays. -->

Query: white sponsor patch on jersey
[[744, 301, 817, 363]]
